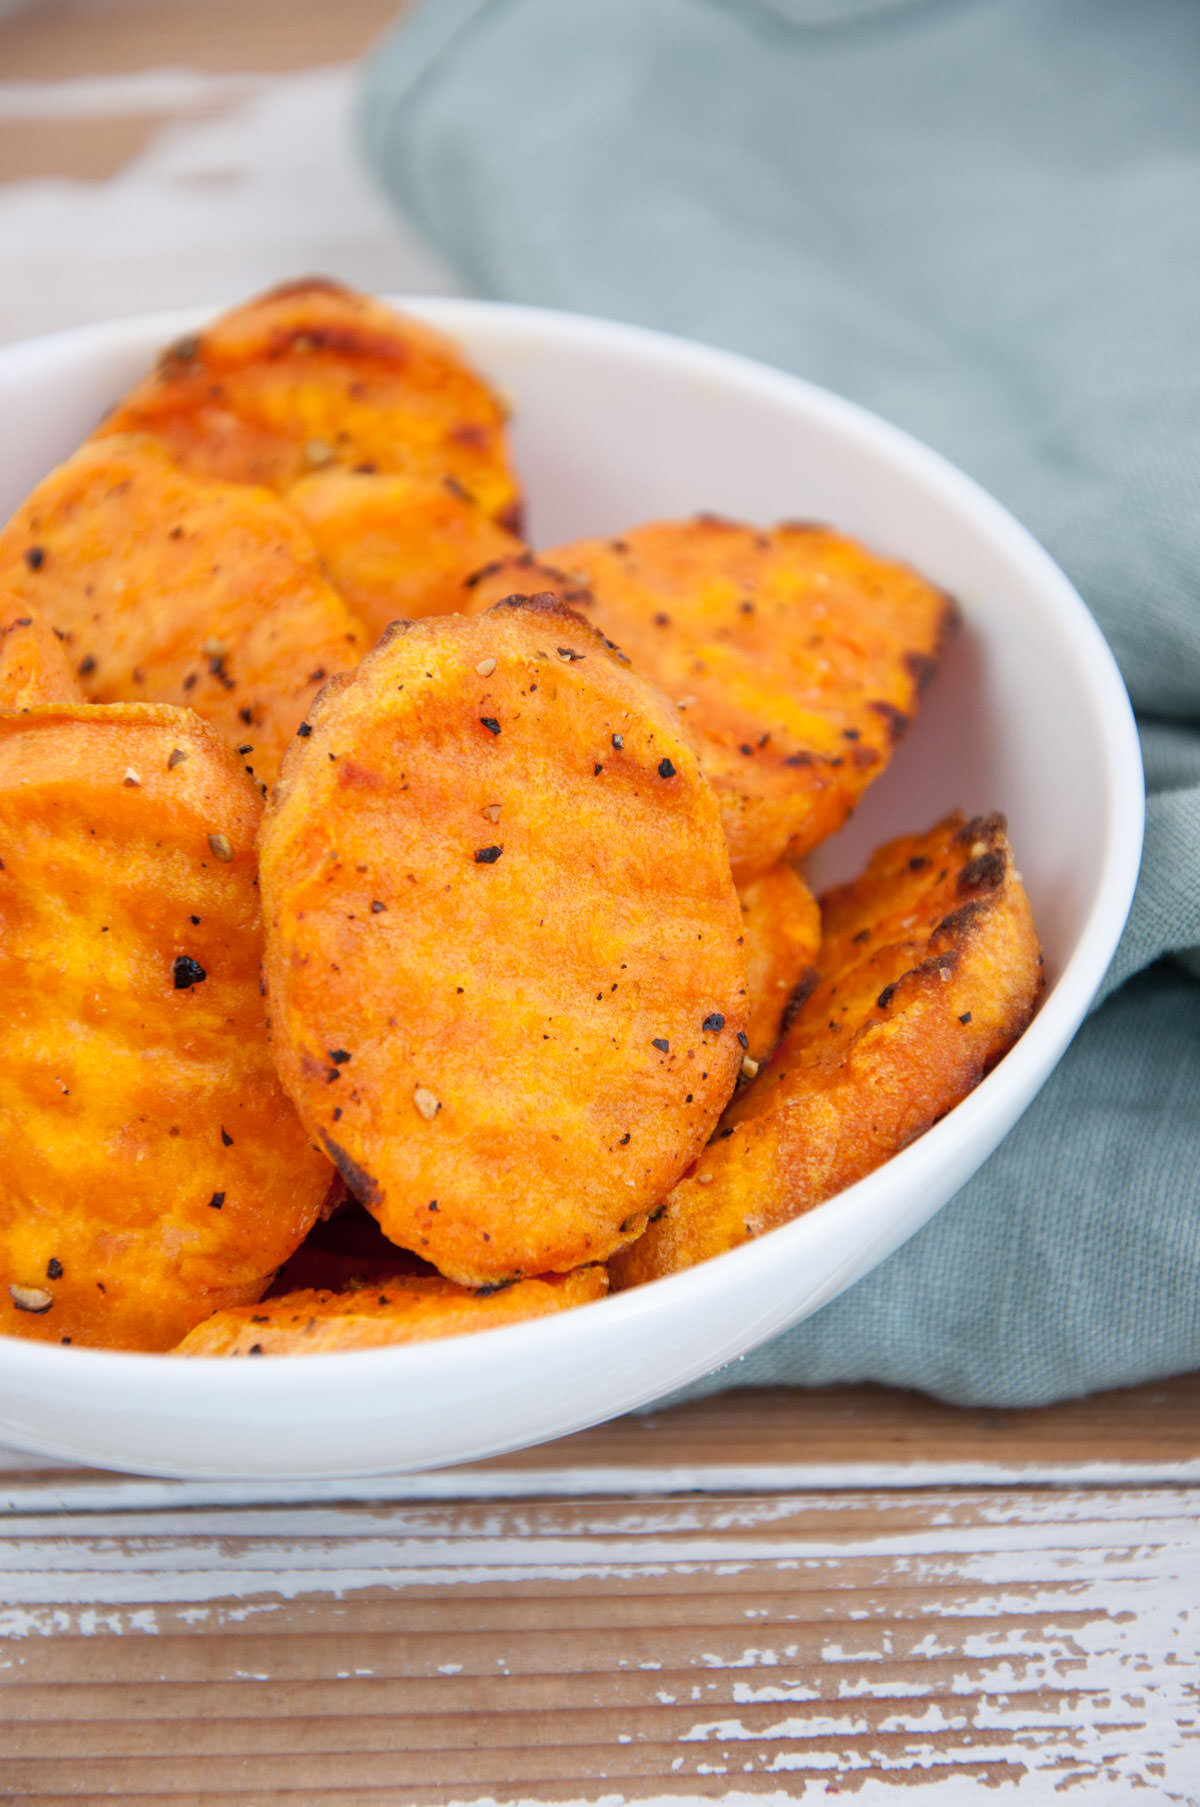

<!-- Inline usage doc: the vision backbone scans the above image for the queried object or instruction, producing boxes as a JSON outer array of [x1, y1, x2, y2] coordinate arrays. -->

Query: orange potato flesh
[[175, 1267, 608, 1356], [287, 468, 525, 642], [259, 594, 749, 1287], [0, 704, 337, 1350], [738, 862, 821, 1065], [0, 435, 367, 786], [94, 277, 522, 532], [502, 519, 959, 881], [611, 814, 1043, 1287], [0, 596, 83, 707]]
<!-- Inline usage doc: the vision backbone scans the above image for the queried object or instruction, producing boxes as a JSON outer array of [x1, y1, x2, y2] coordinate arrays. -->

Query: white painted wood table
[[4, 1382, 1200, 1801], [1, 4, 1198, 1799]]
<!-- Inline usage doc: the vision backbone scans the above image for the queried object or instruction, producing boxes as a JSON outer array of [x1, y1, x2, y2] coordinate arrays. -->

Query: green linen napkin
[[360, 0, 1200, 1405]]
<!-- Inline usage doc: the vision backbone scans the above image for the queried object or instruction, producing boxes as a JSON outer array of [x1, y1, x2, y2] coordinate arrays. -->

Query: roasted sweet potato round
[[498, 519, 958, 881], [611, 813, 1043, 1286], [0, 704, 337, 1350], [94, 277, 522, 531], [738, 862, 821, 1065], [0, 597, 82, 707], [259, 594, 749, 1286], [288, 468, 524, 641], [175, 1266, 608, 1356], [0, 435, 367, 786]]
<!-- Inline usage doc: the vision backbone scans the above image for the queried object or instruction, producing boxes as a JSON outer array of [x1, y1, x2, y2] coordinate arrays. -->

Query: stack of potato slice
[[0, 280, 1043, 1356]]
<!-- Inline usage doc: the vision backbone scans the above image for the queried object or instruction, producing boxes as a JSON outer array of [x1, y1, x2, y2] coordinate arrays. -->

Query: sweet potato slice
[[94, 277, 522, 531], [0, 704, 337, 1350], [0, 596, 82, 707], [517, 519, 958, 881], [288, 467, 523, 641], [259, 594, 749, 1287], [0, 436, 367, 785], [175, 1266, 608, 1356], [738, 862, 821, 1065], [611, 813, 1043, 1286]]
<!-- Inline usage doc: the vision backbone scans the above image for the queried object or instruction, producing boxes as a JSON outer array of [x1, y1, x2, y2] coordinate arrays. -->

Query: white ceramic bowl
[[0, 300, 1143, 1478]]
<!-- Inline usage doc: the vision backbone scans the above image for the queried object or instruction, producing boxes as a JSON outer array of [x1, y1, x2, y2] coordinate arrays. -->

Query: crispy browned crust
[[0, 703, 337, 1350], [610, 813, 1043, 1287], [286, 468, 525, 642], [174, 1266, 608, 1356], [502, 519, 958, 881], [737, 862, 821, 1065], [93, 277, 522, 530], [460, 550, 597, 617], [0, 435, 367, 786], [259, 595, 749, 1287], [0, 596, 83, 707]]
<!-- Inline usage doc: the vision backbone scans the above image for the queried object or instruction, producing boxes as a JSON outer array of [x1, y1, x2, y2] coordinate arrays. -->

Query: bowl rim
[[0, 297, 1144, 1463]]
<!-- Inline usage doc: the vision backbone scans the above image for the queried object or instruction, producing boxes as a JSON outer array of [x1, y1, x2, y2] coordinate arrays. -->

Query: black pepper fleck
[[480, 716, 501, 736], [657, 758, 676, 779], [702, 1013, 725, 1032], [652, 1037, 670, 1053], [173, 954, 207, 989], [208, 1191, 225, 1210], [474, 845, 503, 864]]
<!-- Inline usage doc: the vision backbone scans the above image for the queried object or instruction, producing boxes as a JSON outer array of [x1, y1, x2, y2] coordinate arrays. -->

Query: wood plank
[[2, 1484, 1197, 1799], [0, 0, 405, 83], [4, 1377, 1200, 1509]]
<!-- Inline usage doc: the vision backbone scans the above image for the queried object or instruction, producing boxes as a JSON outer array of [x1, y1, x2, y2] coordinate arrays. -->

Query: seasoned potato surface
[[471, 521, 958, 880], [0, 597, 83, 707], [611, 814, 1042, 1285], [288, 467, 524, 641], [176, 1267, 608, 1356], [0, 704, 336, 1349], [0, 435, 367, 785], [94, 277, 522, 531], [259, 595, 749, 1286]]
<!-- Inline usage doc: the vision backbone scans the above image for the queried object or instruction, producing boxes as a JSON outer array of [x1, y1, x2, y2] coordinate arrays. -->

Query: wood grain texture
[[6, 1376, 1200, 1504], [2, 1467, 1199, 1799]]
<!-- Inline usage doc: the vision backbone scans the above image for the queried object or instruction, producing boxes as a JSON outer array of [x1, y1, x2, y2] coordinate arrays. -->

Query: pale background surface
[[0, 0, 457, 343], [1, 3, 1199, 1799]]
